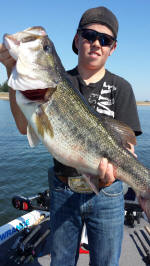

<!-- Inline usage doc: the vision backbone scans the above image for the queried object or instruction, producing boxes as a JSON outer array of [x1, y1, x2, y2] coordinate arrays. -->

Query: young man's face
[[75, 23, 117, 71]]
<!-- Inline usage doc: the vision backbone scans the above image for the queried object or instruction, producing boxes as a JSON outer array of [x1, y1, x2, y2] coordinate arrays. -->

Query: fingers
[[0, 43, 7, 52], [0, 43, 16, 76], [98, 158, 116, 186], [0, 43, 10, 63], [98, 158, 108, 180]]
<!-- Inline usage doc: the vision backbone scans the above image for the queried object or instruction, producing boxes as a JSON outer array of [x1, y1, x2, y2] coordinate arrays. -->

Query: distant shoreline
[[136, 101, 150, 106], [0, 93, 9, 100], [0, 92, 150, 106]]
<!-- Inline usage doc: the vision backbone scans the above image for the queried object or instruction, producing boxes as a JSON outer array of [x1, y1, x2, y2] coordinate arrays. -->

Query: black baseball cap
[[72, 6, 119, 54]]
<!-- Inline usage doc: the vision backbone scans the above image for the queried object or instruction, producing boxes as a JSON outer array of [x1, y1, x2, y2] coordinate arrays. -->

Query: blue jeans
[[48, 168, 124, 266]]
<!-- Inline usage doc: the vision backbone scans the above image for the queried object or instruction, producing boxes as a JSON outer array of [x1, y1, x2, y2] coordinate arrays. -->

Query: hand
[[98, 158, 116, 187], [98, 142, 136, 187], [126, 144, 150, 221], [138, 193, 150, 222], [0, 43, 16, 77]]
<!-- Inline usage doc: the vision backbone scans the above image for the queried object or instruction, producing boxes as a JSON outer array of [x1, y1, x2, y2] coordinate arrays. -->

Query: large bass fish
[[3, 26, 150, 195]]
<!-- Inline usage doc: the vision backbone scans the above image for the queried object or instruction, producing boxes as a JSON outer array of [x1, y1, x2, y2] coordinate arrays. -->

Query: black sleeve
[[114, 79, 142, 136]]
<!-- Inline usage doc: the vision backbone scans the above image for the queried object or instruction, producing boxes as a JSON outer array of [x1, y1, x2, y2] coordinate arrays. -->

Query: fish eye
[[43, 45, 51, 53], [22, 36, 37, 43]]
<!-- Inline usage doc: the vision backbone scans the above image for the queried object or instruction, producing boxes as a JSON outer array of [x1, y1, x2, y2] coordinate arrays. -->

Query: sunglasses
[[78, 28, 116, 47]]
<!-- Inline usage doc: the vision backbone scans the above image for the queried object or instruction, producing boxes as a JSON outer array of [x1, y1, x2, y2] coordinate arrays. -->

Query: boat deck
[[1, 216, 150, 266]]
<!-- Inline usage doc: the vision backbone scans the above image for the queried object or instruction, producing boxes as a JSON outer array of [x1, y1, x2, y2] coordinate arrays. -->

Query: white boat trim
[[0, 210, 49, 245]]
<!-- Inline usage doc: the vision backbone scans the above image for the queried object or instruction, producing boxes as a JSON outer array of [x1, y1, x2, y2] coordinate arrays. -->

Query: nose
[[90, 38, 101, 48]]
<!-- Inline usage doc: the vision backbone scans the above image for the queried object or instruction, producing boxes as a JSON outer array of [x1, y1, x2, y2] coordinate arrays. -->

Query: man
[[48, 7, 141, 266], [0, 6, 146, 266]]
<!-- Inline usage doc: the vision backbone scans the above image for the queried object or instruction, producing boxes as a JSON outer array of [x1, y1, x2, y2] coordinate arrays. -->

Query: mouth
[[21, 88, 48, 101], [89, 51, 100, 57]]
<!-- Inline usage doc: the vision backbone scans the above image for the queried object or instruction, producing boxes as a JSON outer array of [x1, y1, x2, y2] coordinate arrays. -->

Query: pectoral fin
[[27, 123, 40, 147], [35, 106, 54, 138]]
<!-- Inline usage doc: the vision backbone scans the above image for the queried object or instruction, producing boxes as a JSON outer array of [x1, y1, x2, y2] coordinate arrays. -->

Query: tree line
[[0, 81, 9, 92]]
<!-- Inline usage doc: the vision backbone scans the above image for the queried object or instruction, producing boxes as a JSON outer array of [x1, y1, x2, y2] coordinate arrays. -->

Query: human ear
[[74, 33, 79, 51], [109, 41, 117, 56]]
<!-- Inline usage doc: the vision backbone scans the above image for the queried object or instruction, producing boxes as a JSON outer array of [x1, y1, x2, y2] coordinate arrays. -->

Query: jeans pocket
[[101, 181, 123, 197]]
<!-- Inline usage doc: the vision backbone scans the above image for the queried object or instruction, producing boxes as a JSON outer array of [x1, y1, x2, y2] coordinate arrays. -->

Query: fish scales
[[3, 26, 150, 195], [44, 76, 150, 193]]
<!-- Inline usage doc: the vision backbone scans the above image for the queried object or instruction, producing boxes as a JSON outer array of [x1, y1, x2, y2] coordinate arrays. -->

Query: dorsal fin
[[100, 115, 136, 149]]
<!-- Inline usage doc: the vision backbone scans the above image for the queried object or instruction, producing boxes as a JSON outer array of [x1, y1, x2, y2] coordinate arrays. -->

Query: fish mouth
[[4, 26, 47, 49], [21, 88, 48, 101], [4, 34, 20, 47]]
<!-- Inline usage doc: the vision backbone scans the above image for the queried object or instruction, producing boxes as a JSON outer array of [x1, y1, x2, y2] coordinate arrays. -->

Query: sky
[[0, 0, 150, 101]]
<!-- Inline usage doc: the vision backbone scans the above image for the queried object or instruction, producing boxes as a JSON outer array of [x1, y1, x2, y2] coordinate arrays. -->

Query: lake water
[[0, 100, 150, 226]]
